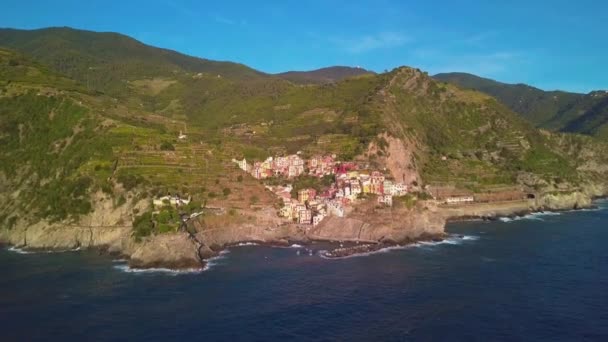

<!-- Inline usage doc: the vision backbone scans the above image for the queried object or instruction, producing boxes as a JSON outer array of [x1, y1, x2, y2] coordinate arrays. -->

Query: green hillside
[[1, 28, 608, 239], [433, 72, 608, 139], [0, 27, 267, 97]]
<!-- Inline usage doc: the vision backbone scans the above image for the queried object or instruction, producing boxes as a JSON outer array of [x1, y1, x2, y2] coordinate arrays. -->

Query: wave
[[416, 235, 479, 247], [234, 242, 259, 247], [202, 250, 230, 271], [319, 235, 479, 259], [6, 246, 81, 254], [7, 246, 35, 254], [113, 264, 202, 275], [290, 244, 303, 248], [317, 245, 410, 259], [499, 211, 562, 222]]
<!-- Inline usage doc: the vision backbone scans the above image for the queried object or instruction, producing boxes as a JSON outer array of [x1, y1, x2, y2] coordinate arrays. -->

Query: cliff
[[1, 186, 606, 269], [0, 200, 447, 269]]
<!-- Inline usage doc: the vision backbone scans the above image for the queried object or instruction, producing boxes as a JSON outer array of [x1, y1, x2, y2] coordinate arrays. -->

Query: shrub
[[116, 195, 127, 207], [223, 188, 231, 197], [160, 141, 175, 151], [186, 201, 202, 214], [7, 216, 18, 229], [157, 223, 174, 234], [117, 173, 145, 191], [157, 209, 172, 224], [132, 212, 154, 241], [101, 181, 113, 195]]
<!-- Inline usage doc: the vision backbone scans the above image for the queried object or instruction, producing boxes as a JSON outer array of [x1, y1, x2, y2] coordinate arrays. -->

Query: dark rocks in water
[[322, 244, 384, 258], [270, 239, 290, 247], [129, 257, 202, 270], [208, 244, 224, 252]]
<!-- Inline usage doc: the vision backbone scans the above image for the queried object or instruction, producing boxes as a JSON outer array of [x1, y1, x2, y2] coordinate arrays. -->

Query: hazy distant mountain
[[434, 72, 608, 139], [276, 66, 375, 84]]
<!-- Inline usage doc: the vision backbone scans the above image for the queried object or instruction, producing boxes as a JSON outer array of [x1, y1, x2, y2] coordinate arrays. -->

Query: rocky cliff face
[[534, 191, 593, 210], [310, 203, 445, 243], [1, 177, 605, 270], [0, 198, 448, 269], [0, 190, 201, 269]]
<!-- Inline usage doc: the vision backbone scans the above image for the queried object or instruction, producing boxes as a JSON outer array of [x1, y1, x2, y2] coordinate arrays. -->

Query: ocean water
[[1, 201, 607, 341]]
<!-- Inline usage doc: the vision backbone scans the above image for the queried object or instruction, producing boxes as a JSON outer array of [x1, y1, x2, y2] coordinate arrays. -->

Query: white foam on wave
[[290, 244, 303, 248], [113, 250, 231, 275], [235, 242, 259, 247], [499, 211, 562, 223], [113, 264, 202, 275], [7, 246, 35, 254], [319, 235, 479, 259], [416, 235, 479, 247], [202, 250, 230, 271], [6, 246, 81, 254], [317, 245, 412, 260]]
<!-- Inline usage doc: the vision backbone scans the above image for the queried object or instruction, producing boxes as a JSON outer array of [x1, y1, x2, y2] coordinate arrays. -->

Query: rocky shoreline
[[1, 191, 606, 270]]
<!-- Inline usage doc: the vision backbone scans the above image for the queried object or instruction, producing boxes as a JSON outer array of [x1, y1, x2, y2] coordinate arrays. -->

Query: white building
[[153, 195, 191, 208], [392, 183, 408, 196], [378, 194, 393, 206], [232, 158, 248, 172], [445, 196, 474, 205]]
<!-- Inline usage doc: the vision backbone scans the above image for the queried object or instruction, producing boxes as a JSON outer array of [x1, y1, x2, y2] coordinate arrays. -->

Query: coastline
[[1, 193, 606, 270]]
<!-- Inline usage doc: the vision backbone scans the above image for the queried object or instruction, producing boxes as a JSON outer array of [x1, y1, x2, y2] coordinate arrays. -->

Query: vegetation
[[1, 28, 607, 241], [159, 141, 175, 151], [290, 175, 335, 198], [276, 66, 375, 85], [434, 72, 608, 140]]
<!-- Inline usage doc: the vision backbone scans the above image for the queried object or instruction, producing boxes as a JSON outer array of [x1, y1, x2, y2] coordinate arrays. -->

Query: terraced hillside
[[1, 28, 608, 246]]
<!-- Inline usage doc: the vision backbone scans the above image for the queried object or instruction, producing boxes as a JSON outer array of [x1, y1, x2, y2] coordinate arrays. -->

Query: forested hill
[[433, 72, 608, 140], [1, 27, 608, 234], [0, 27, 267, 95]]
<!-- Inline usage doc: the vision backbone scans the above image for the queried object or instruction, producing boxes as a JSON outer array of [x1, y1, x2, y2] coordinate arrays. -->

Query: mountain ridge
[[433, 72, 608, 140], [1, 27, 608, 268], [276, 66, 376, 84]]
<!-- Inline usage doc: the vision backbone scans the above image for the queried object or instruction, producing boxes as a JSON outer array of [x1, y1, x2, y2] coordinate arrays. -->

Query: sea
[[1, 201, 607, 341]]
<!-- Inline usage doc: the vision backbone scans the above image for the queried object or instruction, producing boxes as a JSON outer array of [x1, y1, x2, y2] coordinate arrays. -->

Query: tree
[[132, 212, 154, 241], [160, 141, 175, 151]]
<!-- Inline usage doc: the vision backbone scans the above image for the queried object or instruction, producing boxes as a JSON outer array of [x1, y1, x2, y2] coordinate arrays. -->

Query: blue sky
[[1, 0, 607, 92]]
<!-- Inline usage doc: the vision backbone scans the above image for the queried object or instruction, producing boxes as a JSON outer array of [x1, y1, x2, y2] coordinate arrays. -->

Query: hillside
[[1, 28, 608, 267], [0, 27, 267, 97], [276, 66, 375, 84], [433, 72, 608, 139]]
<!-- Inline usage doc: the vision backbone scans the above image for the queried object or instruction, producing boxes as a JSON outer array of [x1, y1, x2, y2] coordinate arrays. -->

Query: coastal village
[[231, 153, 411, 227], [149, 130, 531, 226]]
